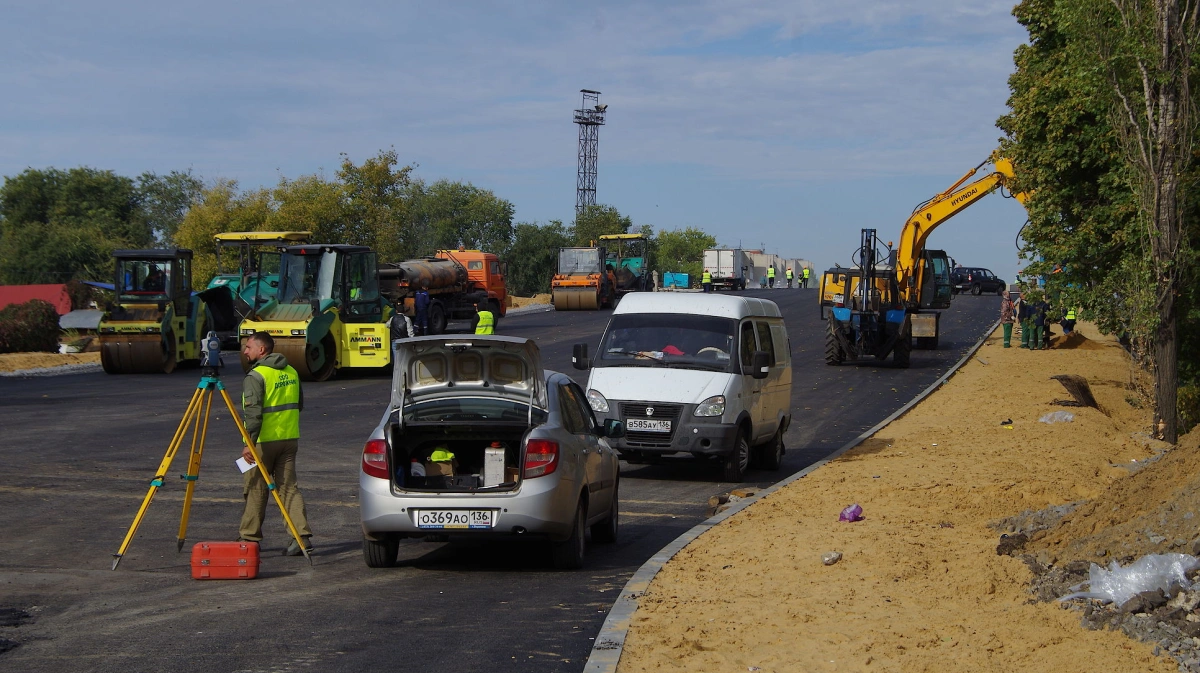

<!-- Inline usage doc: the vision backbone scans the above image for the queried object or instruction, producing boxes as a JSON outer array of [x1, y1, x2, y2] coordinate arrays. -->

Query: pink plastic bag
[[839, 504, 863, 522]]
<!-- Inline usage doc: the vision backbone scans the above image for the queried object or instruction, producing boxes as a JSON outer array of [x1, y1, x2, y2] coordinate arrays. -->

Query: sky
[[0, 1, 1032, 284]]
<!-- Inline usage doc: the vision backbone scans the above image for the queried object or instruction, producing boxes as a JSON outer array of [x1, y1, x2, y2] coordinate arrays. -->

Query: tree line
[[1000, 0, 1200, 441], [0, 149, 716, 298]]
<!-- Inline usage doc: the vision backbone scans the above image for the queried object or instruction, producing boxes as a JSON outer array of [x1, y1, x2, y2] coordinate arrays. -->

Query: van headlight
[[694, 395, 725, 417], [586, 389, 609, 413]]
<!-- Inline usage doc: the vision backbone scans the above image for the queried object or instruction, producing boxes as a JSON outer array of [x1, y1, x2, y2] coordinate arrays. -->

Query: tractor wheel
[[894, 333, 912, 368], [824, 320, 844, 366]]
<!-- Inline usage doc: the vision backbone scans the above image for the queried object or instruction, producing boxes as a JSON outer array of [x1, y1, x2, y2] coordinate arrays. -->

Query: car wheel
[[362, 533, 400, 568], [996, 286, 1006, 296], [591, 480, 619, 543], [551, 499, 586, 569], [759, 426, 784, 471], [971, 283, 982, 296], [722, 431, 750, 482]]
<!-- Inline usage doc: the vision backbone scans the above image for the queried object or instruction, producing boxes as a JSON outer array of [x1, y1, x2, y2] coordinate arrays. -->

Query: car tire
[[970, 283, 982, 296], [591, 480, 619, 544], [551, 499, 587, 569], [996, 286, 1005, 296], [722, 431, 750, 482], [758, 426, 784, 471], [363, 533, 400, 568]]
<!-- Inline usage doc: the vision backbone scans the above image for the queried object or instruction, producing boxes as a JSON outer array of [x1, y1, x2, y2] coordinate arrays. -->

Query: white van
[[572, 293, 792, 481]]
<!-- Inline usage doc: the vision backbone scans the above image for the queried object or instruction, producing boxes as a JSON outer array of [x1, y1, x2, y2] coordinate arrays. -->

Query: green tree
[[139, 170, 203, 245], [0, 167, 153, 284], [337, 149, 415, 261], [505, 220, 571, 296], [656, 227, 717, 282], [410, 179, 515, 256], [570, 204, 631, 246], [174, 180, 273, 285]]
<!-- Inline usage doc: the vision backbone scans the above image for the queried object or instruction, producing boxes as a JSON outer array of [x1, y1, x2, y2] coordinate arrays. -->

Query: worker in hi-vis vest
[[701, 269, 712, 293], [473, 304, 495, 334], [767, 265, 776, 288], [239, 331, 312, 556], [785, 267, 794, 289], [802, 266, 811, 288]]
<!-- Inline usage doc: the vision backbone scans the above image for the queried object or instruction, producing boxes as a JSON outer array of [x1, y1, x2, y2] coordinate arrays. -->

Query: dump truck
[[99, 249, 212, 374], [551, 246, 615, 310], [702, 248, 751, 291], [599, 233, 654, 296], [379, 249, 509, 333], [203, 231, 311, 348]]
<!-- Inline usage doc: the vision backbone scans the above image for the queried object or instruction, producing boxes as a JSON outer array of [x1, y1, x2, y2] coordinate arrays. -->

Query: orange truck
[[379, 249, 508, 333]]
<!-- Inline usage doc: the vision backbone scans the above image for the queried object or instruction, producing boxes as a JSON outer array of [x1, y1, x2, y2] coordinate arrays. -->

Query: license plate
[[833, 293, 844, 303], [627, 418, 671, 432], [414, 509, 495, 529]]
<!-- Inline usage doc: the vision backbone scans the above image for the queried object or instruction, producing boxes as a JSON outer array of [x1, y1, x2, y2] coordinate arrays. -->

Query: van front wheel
[[722, 432, 750, 482]]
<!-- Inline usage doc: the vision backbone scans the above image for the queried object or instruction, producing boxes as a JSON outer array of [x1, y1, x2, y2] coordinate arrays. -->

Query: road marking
[[0, 484, 358, 508]]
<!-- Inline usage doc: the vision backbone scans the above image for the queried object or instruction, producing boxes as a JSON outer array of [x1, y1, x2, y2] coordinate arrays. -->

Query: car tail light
[[362, 439, 390, 480], [523, 439, 559, 478]]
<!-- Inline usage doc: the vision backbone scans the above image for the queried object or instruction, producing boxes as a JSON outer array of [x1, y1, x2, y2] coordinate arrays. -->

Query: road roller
[[203, 231, 311, 347], [237, 244, 393, 381], [99, 249, 211, 374], [551, 246, 615, 310], [599, 233, 655, 297]]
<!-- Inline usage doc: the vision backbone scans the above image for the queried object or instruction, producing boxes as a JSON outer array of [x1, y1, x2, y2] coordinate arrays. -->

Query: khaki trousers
[[240, 439, 311, 541]]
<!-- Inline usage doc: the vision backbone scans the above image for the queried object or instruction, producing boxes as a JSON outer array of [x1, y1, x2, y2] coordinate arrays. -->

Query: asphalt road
[[0, 289, 999, 672]]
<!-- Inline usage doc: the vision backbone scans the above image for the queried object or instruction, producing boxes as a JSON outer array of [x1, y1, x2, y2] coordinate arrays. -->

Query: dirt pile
[[509, 294, 551, 308], [618, 322, 1189, 673], [0, 352, 99, 373]]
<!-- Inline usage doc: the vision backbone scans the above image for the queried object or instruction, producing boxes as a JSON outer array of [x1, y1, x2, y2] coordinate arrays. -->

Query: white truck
[[702, 248, 751, 291]]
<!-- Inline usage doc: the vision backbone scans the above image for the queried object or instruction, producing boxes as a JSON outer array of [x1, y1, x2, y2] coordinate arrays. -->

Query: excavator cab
[[916, 250, 953, 310]]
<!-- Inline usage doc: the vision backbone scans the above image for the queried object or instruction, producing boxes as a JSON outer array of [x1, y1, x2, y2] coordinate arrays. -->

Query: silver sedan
[[359, 336, 623, 569]]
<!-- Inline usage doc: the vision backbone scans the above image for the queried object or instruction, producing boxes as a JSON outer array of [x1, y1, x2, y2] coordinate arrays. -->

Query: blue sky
[[0, 1, 1031, 283]]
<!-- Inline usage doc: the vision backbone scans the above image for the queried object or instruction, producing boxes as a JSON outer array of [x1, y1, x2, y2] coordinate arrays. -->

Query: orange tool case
[[190, 541, 260, 579]]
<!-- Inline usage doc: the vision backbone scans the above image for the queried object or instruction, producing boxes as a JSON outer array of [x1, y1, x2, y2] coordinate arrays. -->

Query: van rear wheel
[[758, 427, 784, 471]]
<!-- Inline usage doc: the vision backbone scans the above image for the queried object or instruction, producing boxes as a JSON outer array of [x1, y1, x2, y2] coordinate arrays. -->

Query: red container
[[190, 541, 260, 580]]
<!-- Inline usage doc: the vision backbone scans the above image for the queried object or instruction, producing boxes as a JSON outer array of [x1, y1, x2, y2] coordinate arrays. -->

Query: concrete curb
[[583, 319, 1001, 672]]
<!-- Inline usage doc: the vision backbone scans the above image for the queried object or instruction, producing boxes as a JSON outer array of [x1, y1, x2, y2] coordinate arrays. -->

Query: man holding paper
[[239, 332, 313, 556]]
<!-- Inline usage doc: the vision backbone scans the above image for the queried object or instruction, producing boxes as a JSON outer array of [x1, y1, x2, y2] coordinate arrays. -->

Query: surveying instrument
[[112, 331, 311, 569]]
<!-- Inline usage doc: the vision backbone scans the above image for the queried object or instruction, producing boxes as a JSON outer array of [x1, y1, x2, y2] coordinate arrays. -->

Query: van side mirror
[[601, 419, 625, 438], [751, 351, 770, 379], [572, 343, 590, 370]]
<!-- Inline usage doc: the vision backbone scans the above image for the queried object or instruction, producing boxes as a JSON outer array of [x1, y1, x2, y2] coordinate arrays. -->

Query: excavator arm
[[894, 153, 1028, 304]]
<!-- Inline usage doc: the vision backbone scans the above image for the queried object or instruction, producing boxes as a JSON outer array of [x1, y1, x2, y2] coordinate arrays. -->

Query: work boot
[[284, 536, 313, 556]]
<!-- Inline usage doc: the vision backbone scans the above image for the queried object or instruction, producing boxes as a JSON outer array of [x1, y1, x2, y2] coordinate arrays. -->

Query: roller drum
[[273, 335, 336, 382], [552, 288, 599, 311], [99, 334, 175, 374]]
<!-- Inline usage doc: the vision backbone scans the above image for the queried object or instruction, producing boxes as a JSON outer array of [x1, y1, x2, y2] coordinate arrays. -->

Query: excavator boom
[[894, 154, 1027, 304]]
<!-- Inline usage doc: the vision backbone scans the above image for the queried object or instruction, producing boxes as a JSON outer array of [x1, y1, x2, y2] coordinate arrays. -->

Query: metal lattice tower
[[574, 89, 607, 214]]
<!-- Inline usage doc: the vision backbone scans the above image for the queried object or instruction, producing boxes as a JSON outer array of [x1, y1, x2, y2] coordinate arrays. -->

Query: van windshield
[[596, 314, 738, 372]]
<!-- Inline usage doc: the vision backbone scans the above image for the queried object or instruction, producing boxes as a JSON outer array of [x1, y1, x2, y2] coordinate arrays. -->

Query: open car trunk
[[388, 422, 529, 492]]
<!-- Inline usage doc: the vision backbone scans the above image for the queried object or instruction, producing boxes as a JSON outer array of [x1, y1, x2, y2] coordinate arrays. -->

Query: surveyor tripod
[[112, 333, 310, 569]]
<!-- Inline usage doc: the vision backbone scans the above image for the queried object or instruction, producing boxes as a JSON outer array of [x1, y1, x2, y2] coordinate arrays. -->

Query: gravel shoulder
[[618, 322, 1184, 673]]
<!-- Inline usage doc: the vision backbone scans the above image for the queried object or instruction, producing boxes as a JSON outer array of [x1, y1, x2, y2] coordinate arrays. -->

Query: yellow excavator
[[821, 152, 1028, 365]]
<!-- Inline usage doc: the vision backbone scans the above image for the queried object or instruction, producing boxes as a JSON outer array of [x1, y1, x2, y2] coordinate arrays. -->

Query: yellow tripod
[[112, 346, 310, 569]]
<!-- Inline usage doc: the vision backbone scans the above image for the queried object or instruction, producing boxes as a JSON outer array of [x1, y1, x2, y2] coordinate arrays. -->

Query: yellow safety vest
[[786, 269, 793, 279], [803, 268, 810, 278], [248, 364, 301, 442], [475, 310, 495, 334], [1066, 309, 1076, 320], [701, 271, 712, 284], [767, 267, 775, 278]]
